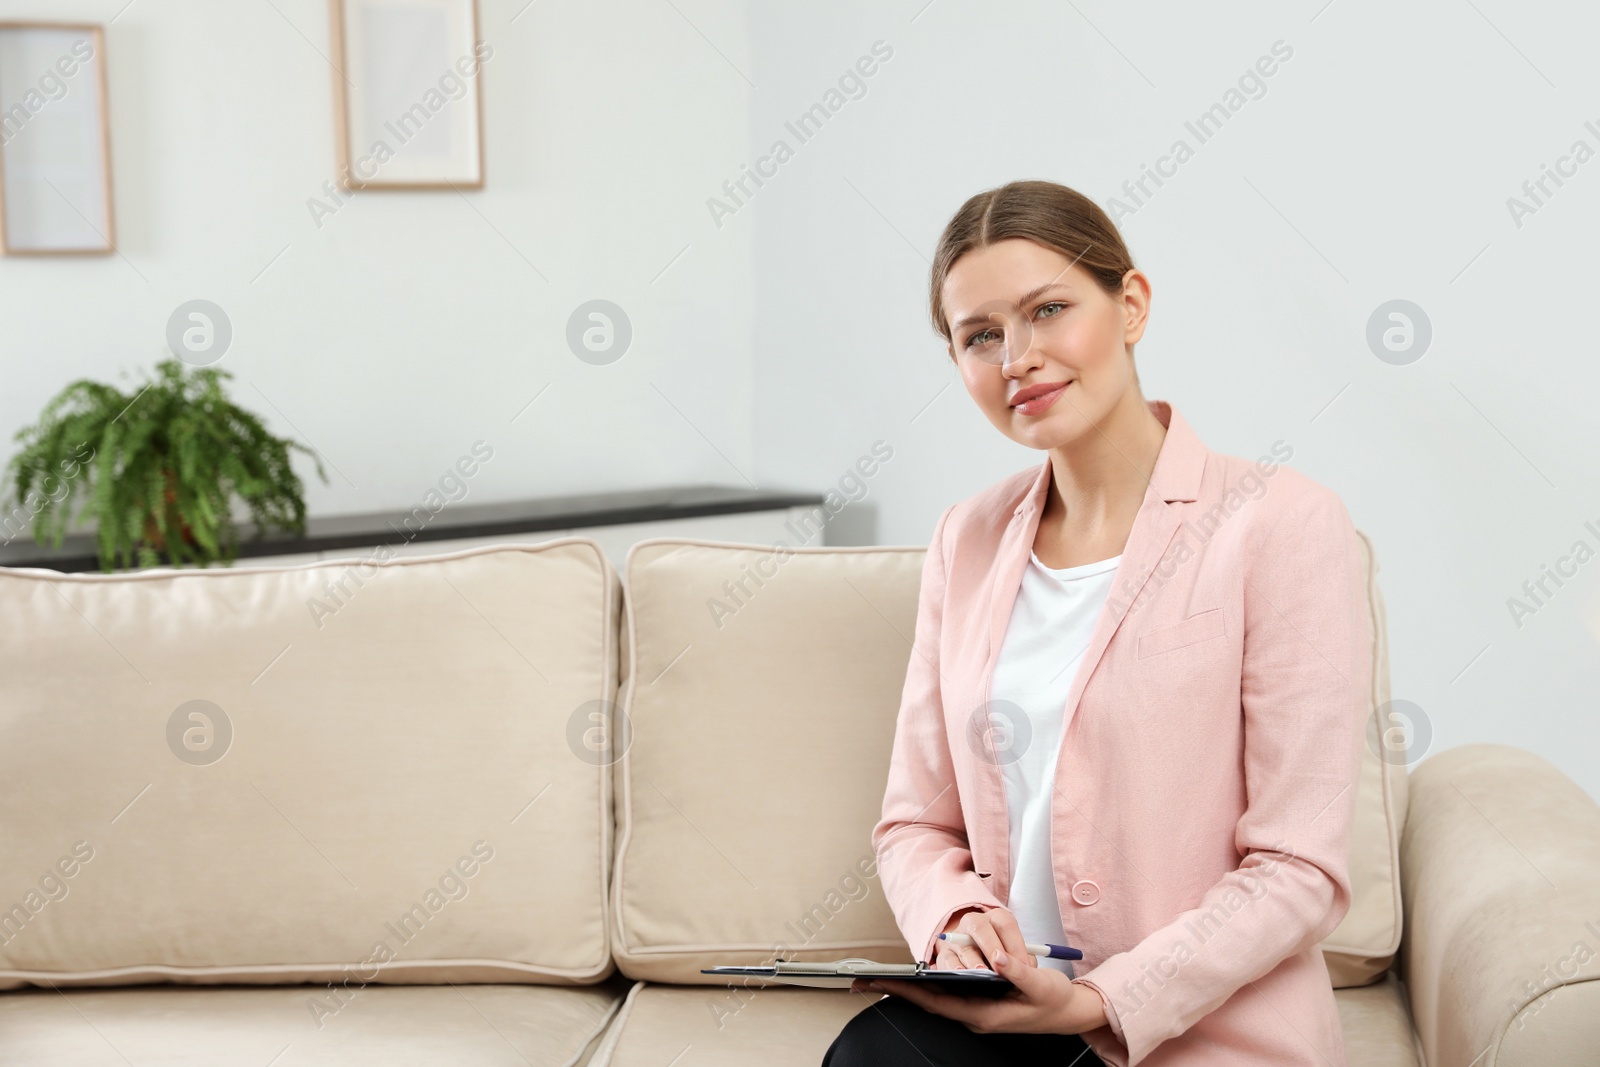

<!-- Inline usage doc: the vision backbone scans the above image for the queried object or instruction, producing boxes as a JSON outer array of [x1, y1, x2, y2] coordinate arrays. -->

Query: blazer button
[[1070, 879, 1100, 906]]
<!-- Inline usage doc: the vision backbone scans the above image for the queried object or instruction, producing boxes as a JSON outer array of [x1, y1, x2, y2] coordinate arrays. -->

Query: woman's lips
[[1012, 381, 1069, 416]]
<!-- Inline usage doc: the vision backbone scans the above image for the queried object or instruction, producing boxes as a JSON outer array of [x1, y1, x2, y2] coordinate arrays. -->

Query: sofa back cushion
[[0, 542, 617, 989], [611, 541, 923, 982], [1324, 529, 1407, 986], [611, 534, 1404, 987]]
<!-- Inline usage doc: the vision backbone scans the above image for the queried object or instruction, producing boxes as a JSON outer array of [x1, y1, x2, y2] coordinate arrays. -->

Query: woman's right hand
[[933, 905, 1038, 970]]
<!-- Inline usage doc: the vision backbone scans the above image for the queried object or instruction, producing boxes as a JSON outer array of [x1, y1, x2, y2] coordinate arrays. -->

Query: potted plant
[[3, 358, 327, 571]]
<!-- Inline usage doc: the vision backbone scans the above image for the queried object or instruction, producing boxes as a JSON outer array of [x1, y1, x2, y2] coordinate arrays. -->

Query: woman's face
[[942, 237, 1149, 450]]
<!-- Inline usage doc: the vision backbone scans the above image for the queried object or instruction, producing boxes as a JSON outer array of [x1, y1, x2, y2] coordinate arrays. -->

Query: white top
[[988, 548, 1121, 975]]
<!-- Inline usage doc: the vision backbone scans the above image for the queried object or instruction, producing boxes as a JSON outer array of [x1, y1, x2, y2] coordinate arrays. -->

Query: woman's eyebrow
[[1013, 281, 1073, 306], [953, 283, 1074, 329]]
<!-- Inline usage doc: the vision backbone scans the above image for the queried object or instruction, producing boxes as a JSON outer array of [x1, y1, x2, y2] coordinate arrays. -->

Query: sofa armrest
[[1400, 743, 1600, 1067]]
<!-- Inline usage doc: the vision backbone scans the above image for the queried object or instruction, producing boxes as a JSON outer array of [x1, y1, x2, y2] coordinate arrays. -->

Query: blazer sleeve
[[1071, 486, 1370, 1064], [872, 502, 1006, 964]]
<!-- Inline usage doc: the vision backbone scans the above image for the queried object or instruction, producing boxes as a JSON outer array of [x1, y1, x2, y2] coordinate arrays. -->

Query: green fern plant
[[4, 359, 327, 571]]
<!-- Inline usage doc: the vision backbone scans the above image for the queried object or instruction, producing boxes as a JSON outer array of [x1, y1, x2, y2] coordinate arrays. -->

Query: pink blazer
[[873, 399, 1370, 1066]]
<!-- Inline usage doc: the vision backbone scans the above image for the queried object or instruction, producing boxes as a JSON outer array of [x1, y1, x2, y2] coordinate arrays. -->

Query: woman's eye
[[1036, 301, 1067, 320], [965, 328, 999, 349]]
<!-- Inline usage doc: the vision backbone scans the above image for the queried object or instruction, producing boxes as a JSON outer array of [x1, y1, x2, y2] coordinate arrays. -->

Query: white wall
[[0, 0, 754, 514], [1, 0, 1595, 799], [743, 0, 1600, 800]]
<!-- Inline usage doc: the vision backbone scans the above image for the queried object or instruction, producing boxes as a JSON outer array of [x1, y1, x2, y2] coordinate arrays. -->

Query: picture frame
[[0, 22, 114, 255], [328, 0, 486, 190]]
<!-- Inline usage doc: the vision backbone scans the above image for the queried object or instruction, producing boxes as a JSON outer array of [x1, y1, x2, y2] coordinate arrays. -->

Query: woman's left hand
[[849, 950, 1109, 1035]]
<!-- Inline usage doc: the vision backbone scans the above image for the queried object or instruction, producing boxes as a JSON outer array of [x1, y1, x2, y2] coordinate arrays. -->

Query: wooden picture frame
[[328, 0, 485, 190], [0, 22, 114, 255]]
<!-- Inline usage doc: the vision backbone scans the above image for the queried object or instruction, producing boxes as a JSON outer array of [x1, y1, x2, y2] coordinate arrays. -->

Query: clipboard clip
[[770, 958, 923, 977]]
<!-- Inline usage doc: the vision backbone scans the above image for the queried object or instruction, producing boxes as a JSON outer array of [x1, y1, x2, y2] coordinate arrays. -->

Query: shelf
[[0, 484, 827, 573]]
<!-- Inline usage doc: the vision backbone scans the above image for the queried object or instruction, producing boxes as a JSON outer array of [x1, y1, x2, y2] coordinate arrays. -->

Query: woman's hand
[[932, 906, 1037, 971], [851, 947, 1110, 1036], [848, 906, 1108, 1035]]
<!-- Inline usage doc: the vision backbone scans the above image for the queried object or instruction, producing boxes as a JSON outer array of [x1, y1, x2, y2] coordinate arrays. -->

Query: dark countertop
[[0, 485, 825, 573]]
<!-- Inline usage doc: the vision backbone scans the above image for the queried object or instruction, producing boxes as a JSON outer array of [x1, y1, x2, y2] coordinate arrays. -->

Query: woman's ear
[[1120, 268, 1152, 346]]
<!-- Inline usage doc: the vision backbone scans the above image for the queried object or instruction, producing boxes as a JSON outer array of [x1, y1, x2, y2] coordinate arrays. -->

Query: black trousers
[[822, 994, 1107, 1067]]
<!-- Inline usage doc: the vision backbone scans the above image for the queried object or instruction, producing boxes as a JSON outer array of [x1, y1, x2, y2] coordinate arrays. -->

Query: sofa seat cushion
[[595, 983, 864, 1066], [592, 979, 1422, 1066], [1335, 975, 1422, 1067], [0, 981, 628, 1066]]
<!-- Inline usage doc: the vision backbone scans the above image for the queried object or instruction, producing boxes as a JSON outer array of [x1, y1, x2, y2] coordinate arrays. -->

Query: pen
[[938, 932, 1083, 960]]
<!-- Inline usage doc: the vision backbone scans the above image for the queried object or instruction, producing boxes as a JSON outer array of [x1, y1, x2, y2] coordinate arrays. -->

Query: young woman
[[822, 181, 1370, 1067]]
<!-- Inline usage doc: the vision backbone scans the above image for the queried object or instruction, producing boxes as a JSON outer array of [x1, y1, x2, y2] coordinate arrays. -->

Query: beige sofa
[[1, 536, 1595, 1065]]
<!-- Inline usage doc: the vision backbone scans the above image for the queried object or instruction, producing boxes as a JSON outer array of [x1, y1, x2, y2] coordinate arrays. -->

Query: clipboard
[[701, 957, 1015, 997]]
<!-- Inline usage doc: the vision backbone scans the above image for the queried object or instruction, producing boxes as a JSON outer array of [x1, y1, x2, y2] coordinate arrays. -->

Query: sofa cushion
[[590, 980, 1420, 1066], [0, 981, 629, 1066], [611, 533, 1404, 987], [0, 542, 617, 988], [1323, 530, 1407, 986], [611, 541, 924, 982], [594, 984, 864, 1067], [1334, 975, 1423, 1067]]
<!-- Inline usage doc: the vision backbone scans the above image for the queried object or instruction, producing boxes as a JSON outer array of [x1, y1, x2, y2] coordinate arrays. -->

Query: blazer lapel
[[971, 400, 1207, 895]]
